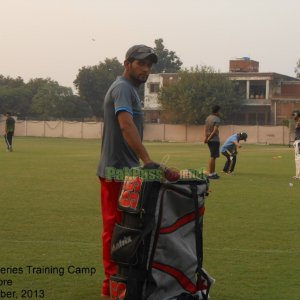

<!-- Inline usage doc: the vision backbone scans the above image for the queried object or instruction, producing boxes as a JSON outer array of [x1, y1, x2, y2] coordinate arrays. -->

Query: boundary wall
[[0, 120, 291, 144]]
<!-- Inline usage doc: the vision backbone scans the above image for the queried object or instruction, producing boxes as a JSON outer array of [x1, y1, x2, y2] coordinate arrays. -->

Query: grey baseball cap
[[125, 44, 158, 63]]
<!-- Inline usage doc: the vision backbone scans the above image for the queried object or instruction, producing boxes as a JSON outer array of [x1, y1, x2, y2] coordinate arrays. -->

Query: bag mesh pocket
[[111, 223, 143, 265]]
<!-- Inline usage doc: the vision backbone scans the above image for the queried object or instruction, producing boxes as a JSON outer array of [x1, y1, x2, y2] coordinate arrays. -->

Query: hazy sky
[[1, 0, 300, 90]]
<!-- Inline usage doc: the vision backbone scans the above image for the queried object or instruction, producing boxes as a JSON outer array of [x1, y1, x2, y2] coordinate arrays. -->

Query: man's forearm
[[118, 112, 152, 165], [207, 127, 219, 141], [122, 124, 152, 164]]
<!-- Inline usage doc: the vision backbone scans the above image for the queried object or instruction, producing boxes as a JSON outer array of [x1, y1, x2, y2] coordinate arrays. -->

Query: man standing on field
[[204, 105, 221, 179], [292, 110, 300, 141], [4, 112, 15, 152], [96, 45, 158, 298], [292, 110, 300, 179]]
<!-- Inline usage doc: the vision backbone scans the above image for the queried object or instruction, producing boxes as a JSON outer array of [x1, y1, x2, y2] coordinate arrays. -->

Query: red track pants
[[99, 177, 123, 296]]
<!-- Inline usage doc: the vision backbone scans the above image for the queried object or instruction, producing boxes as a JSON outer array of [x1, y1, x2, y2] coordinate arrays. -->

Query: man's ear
[[124, 60, 131, 69]]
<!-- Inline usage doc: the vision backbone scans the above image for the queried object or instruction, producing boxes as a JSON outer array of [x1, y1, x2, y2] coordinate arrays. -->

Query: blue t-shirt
[[97, 76, 144, 178], [221, 134, 238, 153]]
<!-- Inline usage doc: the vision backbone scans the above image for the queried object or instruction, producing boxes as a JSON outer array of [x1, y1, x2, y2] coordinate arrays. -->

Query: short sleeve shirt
[[97, 76, 144, 178], [6, 116, 15, 132], [205, 114, 220, 142], [221, 134, 238, 153]]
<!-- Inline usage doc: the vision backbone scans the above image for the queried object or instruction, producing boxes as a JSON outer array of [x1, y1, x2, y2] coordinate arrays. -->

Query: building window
[[249, 80, 266, 99], [149, 83, 160, 93]]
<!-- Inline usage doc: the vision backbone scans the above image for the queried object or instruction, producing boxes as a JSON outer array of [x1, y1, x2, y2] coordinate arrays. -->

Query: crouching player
[[221, 132, 248, 175]]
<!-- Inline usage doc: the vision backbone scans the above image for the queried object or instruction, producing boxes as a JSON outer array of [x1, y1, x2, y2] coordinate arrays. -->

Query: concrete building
[[144, 73, 178, 123], [144, 58, 300, 125]]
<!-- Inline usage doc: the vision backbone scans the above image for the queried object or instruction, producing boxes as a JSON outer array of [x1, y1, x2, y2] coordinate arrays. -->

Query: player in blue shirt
[[221, 132, 248, 175]]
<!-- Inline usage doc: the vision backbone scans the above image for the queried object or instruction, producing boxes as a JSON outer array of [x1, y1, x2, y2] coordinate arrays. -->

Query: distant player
[[204, 105, 221, 179], [220, 132, 248, 175], [293, 140, 300, 179], [4, 112, 15, 152], [292, 110, 300, 141], [292, 110, 300, 179]]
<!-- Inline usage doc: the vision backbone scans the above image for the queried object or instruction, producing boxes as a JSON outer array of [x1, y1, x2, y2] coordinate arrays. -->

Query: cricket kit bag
[[110, 167, 214, 300], [294, 139, 300, 179]]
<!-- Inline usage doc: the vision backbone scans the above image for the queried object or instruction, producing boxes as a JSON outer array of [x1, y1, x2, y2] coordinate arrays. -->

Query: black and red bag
[[110, 166, 214, 300]]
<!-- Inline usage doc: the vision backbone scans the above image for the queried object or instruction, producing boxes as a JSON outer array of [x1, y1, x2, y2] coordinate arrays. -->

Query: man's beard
[[131, 74, 148, 86]]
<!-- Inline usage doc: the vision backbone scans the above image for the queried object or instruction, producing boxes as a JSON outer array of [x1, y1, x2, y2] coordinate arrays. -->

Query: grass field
[[0, 137, 299, 300]]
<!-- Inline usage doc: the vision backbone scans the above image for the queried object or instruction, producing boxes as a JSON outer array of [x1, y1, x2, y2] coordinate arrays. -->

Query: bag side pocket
[[111, 224, 143, 265]]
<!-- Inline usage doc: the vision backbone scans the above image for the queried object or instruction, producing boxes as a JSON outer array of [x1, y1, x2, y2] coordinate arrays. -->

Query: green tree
[[59, 95, 93, 120], [30, 80, 74, 119], [27, 78, 92, 119], [0, 85, 32, 116], [158, 66, 243, 124], [0, 75, 32, 115], [0, 75, 92, 119], [27, 78, 54, 95], [0, 75, 24, 88], [295, 59, 300, 79], [152, 38, 182, 74], [74, 58, 123, 120]]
